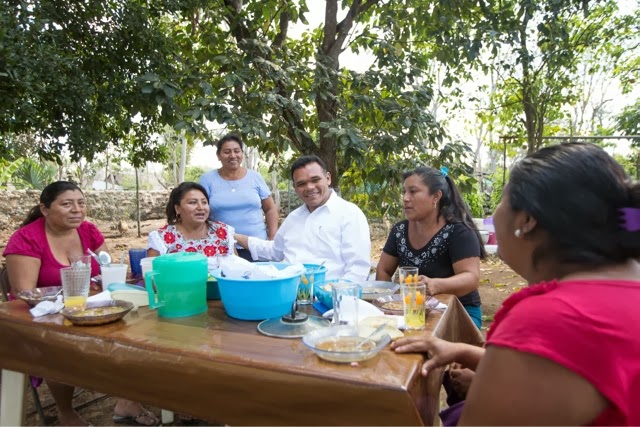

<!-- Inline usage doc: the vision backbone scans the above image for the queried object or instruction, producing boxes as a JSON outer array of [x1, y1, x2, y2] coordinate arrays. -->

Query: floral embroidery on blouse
[[394, 222, 454, 268], [155, 222, 232, 257]]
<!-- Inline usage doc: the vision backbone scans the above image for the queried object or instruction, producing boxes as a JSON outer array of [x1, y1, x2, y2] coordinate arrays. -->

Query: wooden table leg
[[1, 369, 26, 426]]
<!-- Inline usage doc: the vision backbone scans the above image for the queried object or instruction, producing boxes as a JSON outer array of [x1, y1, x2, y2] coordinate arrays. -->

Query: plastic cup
[[140, 257, 154, 278], [331, 283, 360, 326], [101, 264, 128, 289], [399, 266, 419, 285], [61, 266, 91, 311], [128, 249, 147, 278], [402, 283, 427, 330], [297, 268, 316, 305]]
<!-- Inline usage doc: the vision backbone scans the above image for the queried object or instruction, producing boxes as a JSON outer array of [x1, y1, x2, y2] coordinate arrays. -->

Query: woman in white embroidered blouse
[[147, 182, 236, 257]]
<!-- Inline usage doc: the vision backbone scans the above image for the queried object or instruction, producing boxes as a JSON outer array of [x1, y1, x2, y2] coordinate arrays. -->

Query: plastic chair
[[0, 266, 9, 302], [0, 266, 47, 425]]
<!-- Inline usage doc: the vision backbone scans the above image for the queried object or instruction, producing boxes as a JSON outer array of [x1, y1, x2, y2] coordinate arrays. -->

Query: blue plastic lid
[[107, 283, 145, 292]]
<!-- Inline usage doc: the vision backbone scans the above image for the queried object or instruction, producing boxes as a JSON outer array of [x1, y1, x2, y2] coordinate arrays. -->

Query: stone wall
[[0, 190, 390, 240], [0, 190, 170, 231]]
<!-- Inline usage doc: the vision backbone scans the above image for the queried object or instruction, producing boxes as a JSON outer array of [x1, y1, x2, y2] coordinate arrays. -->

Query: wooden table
[[0, 295, 483, 426]]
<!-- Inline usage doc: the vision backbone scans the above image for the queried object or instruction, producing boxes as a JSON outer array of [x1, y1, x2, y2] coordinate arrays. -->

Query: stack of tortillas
[[358, 316, 404, 341]]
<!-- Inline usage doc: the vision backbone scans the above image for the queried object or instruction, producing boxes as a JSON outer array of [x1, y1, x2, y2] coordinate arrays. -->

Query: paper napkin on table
[[432, 301, 447, 310], [87, 291, 112, 302], [322, 299, 384, 321], [30, 295, 64, 317]]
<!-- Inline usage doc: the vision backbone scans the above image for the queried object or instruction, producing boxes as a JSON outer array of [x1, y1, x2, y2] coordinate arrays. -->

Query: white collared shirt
[[248, 191, 371, 282]]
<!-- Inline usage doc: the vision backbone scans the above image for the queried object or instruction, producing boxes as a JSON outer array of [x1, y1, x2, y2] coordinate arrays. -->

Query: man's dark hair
[[289, 155, 328, 181]]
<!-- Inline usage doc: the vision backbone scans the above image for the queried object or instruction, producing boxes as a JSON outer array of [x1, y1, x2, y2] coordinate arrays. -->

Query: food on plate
[[360, 315, 398, 329], [73, 306, 127, 317], [382, 301, 403, 311], [358, 316, 404, 341], [315, 336, 376, 352]]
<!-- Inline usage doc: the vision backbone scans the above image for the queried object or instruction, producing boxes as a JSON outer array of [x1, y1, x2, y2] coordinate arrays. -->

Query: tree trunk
[[179, 132, 187, 183], [135, 168, 141, 238], [105, 150, 109, 190], [518, 5, 538, 155], [271, 167, 280, 213]]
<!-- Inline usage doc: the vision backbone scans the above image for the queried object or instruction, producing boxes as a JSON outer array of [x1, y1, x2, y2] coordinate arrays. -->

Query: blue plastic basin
[[302, 263, 327, 284], [206, 280, 220, 300], [313, 278, 356, 309], [211, 262, 302, 320]]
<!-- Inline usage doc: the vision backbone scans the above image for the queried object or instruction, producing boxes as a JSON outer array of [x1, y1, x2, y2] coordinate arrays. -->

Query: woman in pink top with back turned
[[3, 181, 159, 426], [391, 143, 640, 425]]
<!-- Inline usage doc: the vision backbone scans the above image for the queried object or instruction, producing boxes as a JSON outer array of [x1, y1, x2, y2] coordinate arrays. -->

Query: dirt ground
[[2, 219, 524, 426]]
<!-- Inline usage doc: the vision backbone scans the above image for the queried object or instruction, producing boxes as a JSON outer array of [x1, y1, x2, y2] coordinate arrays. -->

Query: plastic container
[[206, 279, 220, 300], [144, 252, 208, 318], [314, 279, 356, 309], [211, 262, 302, 321]]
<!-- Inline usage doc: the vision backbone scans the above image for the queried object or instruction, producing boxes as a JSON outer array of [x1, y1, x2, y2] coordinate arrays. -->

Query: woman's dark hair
[[508, 142, 640, 268], [403, 167, 487, 259], [216, 134, 244, 155], [166, 182, 210, 225], [21, 181, 83, 227], [290, 155, 328, 181]]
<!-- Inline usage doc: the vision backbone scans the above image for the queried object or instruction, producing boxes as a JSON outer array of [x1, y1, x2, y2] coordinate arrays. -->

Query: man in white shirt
[[235, 155, 371, 282]]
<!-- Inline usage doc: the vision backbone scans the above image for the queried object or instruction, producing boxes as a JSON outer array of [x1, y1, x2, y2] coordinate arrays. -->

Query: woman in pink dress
[[3, 181, 159, 426], [391, 143, 640, 425]]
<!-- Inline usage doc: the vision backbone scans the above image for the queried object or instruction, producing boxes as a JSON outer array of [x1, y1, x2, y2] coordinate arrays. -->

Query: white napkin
[[322, 300, 448, 329], [87, 291, 112, 302], [322, 299, 384, 321], [434, 302, 447, 310], [30, 295, 64, 317], [219, 256, 305, 280]]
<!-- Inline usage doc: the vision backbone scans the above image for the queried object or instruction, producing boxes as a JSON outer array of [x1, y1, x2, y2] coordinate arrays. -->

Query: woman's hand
[[390, 335, 461, 376], [417, 275, 440, 296]]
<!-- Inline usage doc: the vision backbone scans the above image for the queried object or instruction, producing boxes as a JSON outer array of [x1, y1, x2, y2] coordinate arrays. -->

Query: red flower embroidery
[[215, 240, 221, 245], [164, 232, 176, 244], [216, 227, 228, 240], [218, 246, 229, 255], [175, 244, 182, 250], [197, 245, 203, 250], [203, 245, 217, 256], [185, 247, 197, 253]]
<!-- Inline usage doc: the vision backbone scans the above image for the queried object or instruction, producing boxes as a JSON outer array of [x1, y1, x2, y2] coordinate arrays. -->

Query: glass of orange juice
[[402, 283, 426, 330], [399, 266, 419, 285], [61, 266, 91, 311]]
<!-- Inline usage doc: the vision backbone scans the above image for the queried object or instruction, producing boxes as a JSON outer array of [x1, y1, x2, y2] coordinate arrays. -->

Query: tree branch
[[333, 0, 379, 57], [272, 11, 289, 49]]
